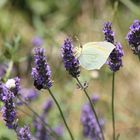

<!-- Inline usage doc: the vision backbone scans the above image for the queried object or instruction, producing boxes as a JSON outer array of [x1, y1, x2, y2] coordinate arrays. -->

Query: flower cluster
[[16, 88, 38, 106], [103, 22, 124, 72], [32, 47, 52, 90], [5, 77, 20, 96], [33, 117, 50, 140], [43, 99, 53, 115], [81, 103, 104, 140], [0, 83, 16, 129], [126, 19, 140, 55], [33, 99, 63, 140], [17, 126, 31, 140], [32, 36, 43, 47], [103, 22, 115, 44], [107, 42, 124, 72], [61, 38, 80, 78]]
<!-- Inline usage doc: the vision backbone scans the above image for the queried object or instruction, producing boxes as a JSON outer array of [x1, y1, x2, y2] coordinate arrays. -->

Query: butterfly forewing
[[78, 42, 115, 70]]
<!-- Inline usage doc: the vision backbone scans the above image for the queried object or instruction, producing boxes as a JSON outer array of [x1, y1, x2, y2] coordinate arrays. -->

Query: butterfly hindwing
[[78, 42, 115, 70]]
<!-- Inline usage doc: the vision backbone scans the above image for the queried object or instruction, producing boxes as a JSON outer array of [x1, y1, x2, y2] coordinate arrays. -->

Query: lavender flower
[[81, 103, 104, 140], [21, 88, 38, 100], [0, 85, 16, 129], [32, 36, 43, 47], [0, 64, 7, 78], [31, 47, 52, 90], [103, 22, 115, 44], [33, 117, 50, 140], [16, 88, 38, 105], [61, 38, 80, 78], [43, 99, 53, 114], [5, 77, 20, 96], [91, 94, 100, 103], [0, 82, 10, 102], [17, 126, 31, 140], [103, 22, 124, 72], [54, 125, 64, 137], [126, 19, 140, 55], [107, 42, 124, 72]]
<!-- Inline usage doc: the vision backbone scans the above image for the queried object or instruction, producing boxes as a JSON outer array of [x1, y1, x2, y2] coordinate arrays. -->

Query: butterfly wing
[[79, 42, 115, 70]]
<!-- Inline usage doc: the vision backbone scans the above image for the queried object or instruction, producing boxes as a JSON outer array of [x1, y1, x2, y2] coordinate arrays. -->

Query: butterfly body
[[75, 41, 115, 70]]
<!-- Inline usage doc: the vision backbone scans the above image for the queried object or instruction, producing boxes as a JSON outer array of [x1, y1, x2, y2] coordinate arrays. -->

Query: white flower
[[5, 79, 16, 89]]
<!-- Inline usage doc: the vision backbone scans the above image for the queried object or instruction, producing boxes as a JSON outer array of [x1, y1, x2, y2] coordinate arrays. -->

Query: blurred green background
[[0, 0, 140, 140]]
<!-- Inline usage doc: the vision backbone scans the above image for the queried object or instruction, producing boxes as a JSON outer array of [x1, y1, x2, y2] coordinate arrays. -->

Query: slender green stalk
[[112, 72, 116, 140], [17, 96, 56, 137], [75, 77, 105, 140], [138, 54, 140, 61], [47, 88, 75, 140], [3, 61, 13, 82], [112, 0, 119, 23]]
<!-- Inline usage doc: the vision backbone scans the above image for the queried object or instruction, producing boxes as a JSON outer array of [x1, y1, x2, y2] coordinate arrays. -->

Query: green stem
[[138, 54, 140, 61], [112, 0, 119, 23], [112, 72, 116, 140], [17, 96, 56, 137], [75, 77, 105, 140], [3, 61, 13, 82], [47, 88, 75, 140]]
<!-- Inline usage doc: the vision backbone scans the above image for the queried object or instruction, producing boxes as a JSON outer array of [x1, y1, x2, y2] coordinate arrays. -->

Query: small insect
[[76, 81, 88, 90], [74, 41, 115, 70]]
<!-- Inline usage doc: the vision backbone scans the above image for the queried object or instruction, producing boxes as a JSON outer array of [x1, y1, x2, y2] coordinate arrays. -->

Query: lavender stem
[[76, 77, 105, 140], [112, 72, 116, 140], [47, 88, 75, 140], [17, 96, 56, 137]]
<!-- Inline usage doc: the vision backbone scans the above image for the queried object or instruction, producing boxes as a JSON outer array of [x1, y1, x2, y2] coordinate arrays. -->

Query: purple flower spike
[[21, 88, 38, 100], [107, 42, 124, 72], [33, 117, 50, 140], [32, 36, 43, 47], [54, 125, 64, 137], [17, 126, 31, 140], [43, 99, 53, 114], [91, 94, 100, 103], [0, 84, 16, 129], [126, 19, 140, 55], [81, 103, 104, 140], [103, 22, 124, 72], [31, 47, 52, 90], [61, 38, 80, 78], [103, 22, 115, 44], [0, 64, 7, 78]]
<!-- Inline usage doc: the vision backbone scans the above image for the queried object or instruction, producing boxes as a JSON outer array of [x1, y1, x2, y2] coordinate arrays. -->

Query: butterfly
[[74, 41, 115, 70]]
